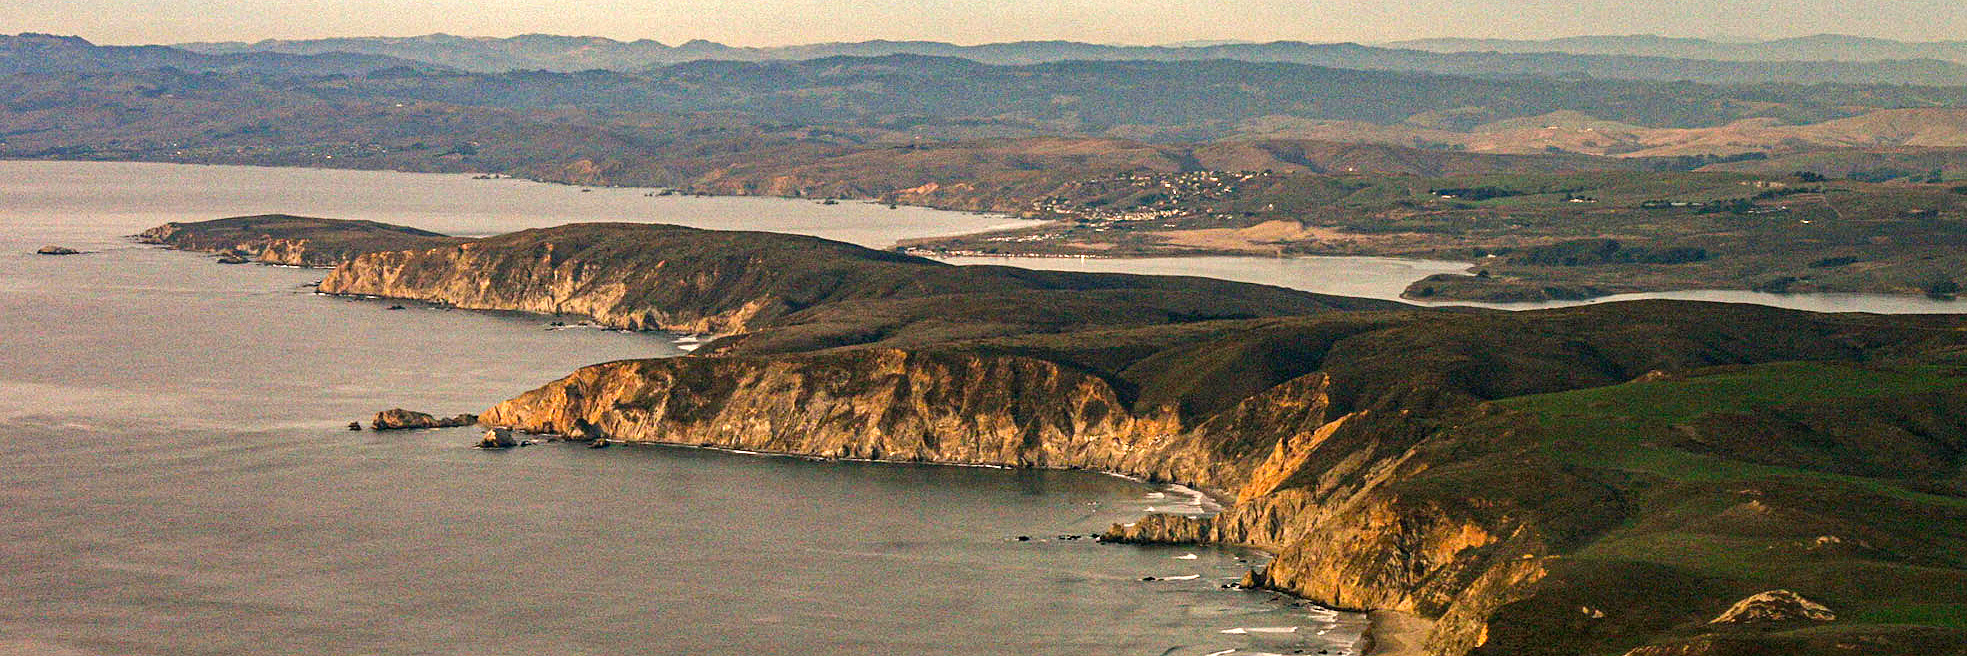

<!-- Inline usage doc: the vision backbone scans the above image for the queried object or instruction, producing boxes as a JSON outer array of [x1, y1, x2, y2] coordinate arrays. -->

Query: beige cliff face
[[251, 238, 321, 266], [137, 216, 464, 268], [480, 350, 1232, 483], [138, 223, 329, 266], [1113, 479, 1546, 656], [1219, 452, 1545, 655], [481, 349, 1554, 656], [321, 242, 781, 334]]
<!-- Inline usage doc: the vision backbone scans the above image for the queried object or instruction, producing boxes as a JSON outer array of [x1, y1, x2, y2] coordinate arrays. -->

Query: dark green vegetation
[[1471, 357, 1967, 655], [136, 214, 464, 267], [1019, 303, 1967, 656]]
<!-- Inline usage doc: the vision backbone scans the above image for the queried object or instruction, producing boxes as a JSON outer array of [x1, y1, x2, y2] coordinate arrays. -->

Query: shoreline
[[545, 432, 1239, 516], [69, 156, 1967, 312], [516, 433, 1374, 645]]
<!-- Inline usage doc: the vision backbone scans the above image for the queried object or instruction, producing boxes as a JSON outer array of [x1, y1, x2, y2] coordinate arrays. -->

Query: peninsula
[[146, 215, 1967, 656]]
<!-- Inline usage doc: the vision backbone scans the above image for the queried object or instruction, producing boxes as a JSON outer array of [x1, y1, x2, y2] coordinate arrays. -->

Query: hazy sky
[[7, 0, 1964, 45]]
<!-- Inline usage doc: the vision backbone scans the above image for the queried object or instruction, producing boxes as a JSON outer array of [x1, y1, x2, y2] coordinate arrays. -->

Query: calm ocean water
[[0, 161, 1365, 656], [936, 255, 1967, 313]]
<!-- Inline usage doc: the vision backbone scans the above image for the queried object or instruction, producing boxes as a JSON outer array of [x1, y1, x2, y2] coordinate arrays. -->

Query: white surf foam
[[1162, 483, 1223, 514], [1218, 626, 1297, 634]]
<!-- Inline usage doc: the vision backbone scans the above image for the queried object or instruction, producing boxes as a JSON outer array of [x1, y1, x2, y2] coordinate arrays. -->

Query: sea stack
[[478, 428, 518, 449], [370, 408, 478, 431]]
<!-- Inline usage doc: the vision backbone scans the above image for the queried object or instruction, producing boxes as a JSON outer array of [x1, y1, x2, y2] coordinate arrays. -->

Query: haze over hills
[[1247, 108, 1967, 158], [1389, 34, 1967, 64], [10, 37, 1967, 191], [12, 44, 1967, 135], [0, 32, 450, 76], [168, 32, 1967, 85]]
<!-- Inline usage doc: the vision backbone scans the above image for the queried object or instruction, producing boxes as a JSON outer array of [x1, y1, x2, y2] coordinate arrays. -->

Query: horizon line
[[38, 31, 1963, 50]]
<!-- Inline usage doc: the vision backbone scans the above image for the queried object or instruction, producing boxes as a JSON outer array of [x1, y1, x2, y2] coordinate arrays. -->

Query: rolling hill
[[0, 33, 448, 76], [172, 33, 1967, 85]]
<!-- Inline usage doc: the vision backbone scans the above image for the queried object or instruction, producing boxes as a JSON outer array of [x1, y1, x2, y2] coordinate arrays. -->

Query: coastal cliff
[[479, 300, 1967, 656], [315, 221, 1393, 339], [478, 350, 1254, 484], [137, 214, 462, 267], [479, 340, 1561, 654], [316, 223, 967, 333]]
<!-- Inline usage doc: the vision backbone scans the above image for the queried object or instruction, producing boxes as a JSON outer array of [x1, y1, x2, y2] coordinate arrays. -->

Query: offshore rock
[[35, 245, 81, 255], [478, 428, 518, 449], [1102, 514, 1216, 544], [370, 408, 478, 430]]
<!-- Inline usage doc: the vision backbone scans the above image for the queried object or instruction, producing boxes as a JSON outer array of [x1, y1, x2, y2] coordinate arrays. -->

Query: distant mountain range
[[10, 31, 1967, 184], [9, 47, 1967, 166], [168, 33, 1967, 85], [1388, 34, 1967, 64], [0, 33, 449, 76]]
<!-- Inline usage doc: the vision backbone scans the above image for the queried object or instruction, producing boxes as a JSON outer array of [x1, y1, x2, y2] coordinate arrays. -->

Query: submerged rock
[[215, 254, 252, 264], [1710, 589, 1835, 624], [370, 408, 478, 430], [35, 245, 81, 255], [478, 427, 518, 449]]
